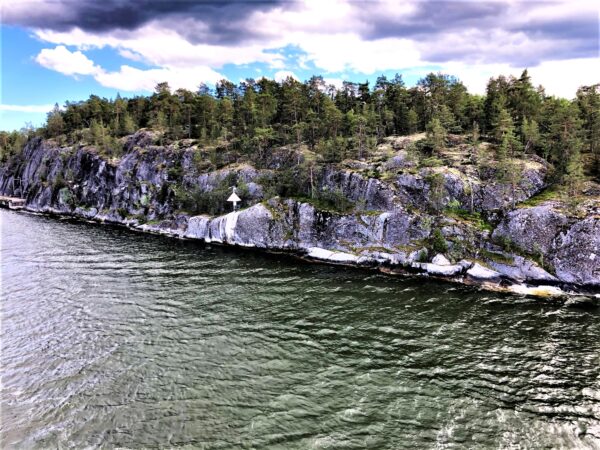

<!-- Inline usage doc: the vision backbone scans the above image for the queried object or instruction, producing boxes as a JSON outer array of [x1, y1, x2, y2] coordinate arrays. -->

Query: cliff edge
[[2, 131, 599, 298]]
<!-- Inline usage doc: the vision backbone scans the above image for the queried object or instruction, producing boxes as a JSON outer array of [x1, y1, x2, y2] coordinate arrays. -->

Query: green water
[[1, 209, 599, 448]]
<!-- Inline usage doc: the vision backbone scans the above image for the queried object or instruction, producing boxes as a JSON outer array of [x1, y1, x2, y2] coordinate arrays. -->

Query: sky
[[1, 0, 599, 131]]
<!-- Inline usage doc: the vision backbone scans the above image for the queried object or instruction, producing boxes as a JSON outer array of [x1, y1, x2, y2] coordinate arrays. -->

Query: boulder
[[467, 263, 502, 280], [551, 217, 600, 285], [488, 255, 558, 283], [432, 254, 451, 266], [492, 205, 567, 254], [384, 151, 416, 170], [185, 215, 210, 239], [306, 247, 359, 264]]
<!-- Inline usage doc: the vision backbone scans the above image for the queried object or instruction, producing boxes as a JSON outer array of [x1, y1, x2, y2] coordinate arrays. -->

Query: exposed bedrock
[[1, 133, 598, 297]]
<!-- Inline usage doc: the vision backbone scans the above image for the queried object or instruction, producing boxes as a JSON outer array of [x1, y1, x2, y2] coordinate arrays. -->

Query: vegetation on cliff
[[1, 71, 598, 200]]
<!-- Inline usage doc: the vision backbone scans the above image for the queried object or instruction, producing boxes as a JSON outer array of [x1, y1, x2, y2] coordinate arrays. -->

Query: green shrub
[[431, 228, 448, 253], [447, 198, 461, 211], [421, 156, 444, 167], [495, 235, 513, 252], [314, 187, 354, 213]]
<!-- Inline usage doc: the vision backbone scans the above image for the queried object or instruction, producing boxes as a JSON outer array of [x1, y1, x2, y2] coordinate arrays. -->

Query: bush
[[495, 235, 513, 252], [314, 187, 354, 213], [447, 198, 461, 211], [421, 156, 444, 167], [431, 228, 448, 253], [174, 173, 249, 216]]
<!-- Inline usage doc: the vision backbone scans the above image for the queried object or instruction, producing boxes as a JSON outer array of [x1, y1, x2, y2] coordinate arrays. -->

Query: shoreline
[[5, 204, 599, 304]]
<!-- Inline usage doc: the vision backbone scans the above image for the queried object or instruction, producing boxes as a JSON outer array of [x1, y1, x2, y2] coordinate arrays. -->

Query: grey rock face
[[185, 215, 211, 239], [432, 254, 451, 265], [233, 203, 288, 248], [2, 136, 598, 293], [467, 263, 502, 280], [384, 151, 416, 171], [551, 217, 600, 285], [321, 168, 396, 211], [492, 205, 568, 254], [488, 255, 558, 283]]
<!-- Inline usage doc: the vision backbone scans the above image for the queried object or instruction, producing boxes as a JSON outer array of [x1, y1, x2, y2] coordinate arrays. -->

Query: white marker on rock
[[227, 186, 241, 211]]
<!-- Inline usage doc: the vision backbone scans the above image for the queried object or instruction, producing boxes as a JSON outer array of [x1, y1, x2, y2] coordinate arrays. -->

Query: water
[[1, 209, 599, 449]]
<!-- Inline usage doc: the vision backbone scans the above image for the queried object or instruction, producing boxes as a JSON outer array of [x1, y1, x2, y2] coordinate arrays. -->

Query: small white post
[[227, 186, 241, 211]]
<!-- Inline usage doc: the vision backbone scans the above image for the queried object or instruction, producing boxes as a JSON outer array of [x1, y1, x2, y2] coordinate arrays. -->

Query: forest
[[1, 71, 599, 198]]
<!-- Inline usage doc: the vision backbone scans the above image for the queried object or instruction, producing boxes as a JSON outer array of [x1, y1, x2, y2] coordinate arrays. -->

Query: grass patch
[[480, 249, 514, 265], [292, 194, 355, 214], [518, 185, 563, 207], [420, 156, 444, 167], [445, 208, 493, 232]]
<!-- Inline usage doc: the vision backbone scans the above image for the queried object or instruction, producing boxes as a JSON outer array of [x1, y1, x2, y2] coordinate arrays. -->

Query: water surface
[[1, 210, 599, 448]]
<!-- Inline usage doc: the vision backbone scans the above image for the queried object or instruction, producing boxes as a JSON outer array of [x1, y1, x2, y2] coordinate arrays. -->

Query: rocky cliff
[[2, 131, 599, 298]]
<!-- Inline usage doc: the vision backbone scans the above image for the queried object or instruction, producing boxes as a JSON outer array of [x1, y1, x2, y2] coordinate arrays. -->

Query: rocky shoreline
[[9, 201, 598, 302], [2, 131, 599, 301]]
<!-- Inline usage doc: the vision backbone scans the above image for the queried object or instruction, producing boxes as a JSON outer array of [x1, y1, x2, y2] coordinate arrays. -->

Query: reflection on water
[[1, 210, 599, 448]]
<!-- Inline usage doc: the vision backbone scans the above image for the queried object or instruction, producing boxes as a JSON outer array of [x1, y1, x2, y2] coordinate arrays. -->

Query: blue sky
[[2, 0, 599, 131]]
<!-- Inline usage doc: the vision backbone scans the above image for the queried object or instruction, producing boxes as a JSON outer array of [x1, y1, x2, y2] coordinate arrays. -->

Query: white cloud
[[34, 45, 225, 92], [323, 78, 345, 89], [35, 45, 100, 76], [289, 33, 422, 74], [35, 25, 285, 70], [525, 58, 600, 99], [95, 65, 225, 92], [273, 70, 299, 82], [0, 104, 54, 113], [26, 0, 599, 98], [441, 57, 600, 99]]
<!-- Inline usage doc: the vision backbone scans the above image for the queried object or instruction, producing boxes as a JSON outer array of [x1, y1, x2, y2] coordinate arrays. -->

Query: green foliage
[[445, 208, 493, 232], [174, 173, 250, 216], [420, 156, 444, 167], [495, 235, 514, 253], [313, 188, 354, 213], [117, 207, 129, 219], [0, 128, 30, 162], [430, 228, 448, 253], [51, 172, 68, 196], [46, 103, 64, 138], [521, 117, 540, 153], [518, 185, 562, 207], [576, 84, 600, 178], [563, 145, 585, 198], [425, 117, 447, 153], [446, 199, 461, 211], [480, 249, 513, 265], [0, 70, 596, 207]]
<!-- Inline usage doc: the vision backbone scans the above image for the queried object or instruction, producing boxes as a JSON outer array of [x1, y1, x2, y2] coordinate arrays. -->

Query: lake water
[[1, 209, 599, 449]]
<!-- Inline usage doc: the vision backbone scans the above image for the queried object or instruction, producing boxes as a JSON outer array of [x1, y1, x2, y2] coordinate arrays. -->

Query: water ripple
[[1, 210, 599, 449]]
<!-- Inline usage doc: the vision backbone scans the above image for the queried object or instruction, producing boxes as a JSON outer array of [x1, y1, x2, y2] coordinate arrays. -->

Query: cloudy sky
[[1, 0, 599, 130]]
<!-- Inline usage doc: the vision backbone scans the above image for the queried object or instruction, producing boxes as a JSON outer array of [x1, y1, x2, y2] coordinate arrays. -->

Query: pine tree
[[46, 103, 64, 138], [564, 145, 585, 198], [493, 106, 513, 143], [508, 69, 542, 130], [576, 84, 600, 177], [494, 112, 523, 208], [150, 110, 168, 130], [407, 109, 419, 134], [121, 112, 137, 135], [521, 117, 540, 153], [426, 117, 446, 153]]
